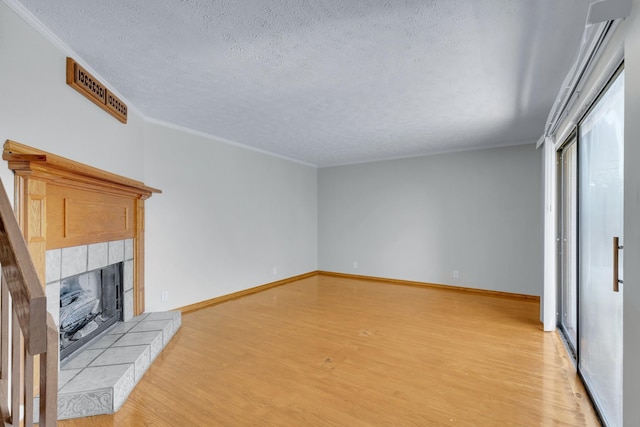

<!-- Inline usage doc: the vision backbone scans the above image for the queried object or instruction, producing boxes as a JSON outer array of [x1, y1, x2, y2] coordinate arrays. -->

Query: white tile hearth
[[51, 311, 181, 420]]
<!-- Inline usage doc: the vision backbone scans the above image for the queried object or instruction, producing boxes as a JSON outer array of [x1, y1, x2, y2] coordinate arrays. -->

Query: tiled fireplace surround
[[45, 238, 136, 327], [43, 239, 181, 420]]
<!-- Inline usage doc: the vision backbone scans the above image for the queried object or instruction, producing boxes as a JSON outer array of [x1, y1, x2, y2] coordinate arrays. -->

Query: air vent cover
[[66, 57, 127, 123]]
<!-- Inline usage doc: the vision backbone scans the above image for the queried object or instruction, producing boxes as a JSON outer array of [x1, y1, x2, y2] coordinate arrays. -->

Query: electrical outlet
[[353, 261, 358, 269], [272, 266, 278, 275], [161, 291, 169, 302], [453, 270, 460, 279]]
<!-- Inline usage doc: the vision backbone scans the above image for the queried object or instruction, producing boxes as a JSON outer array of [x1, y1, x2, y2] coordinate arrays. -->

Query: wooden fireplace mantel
[[3, 140, 161, 315]]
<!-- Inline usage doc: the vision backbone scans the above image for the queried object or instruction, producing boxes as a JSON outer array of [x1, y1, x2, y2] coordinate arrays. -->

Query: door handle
[[613, 236, 623, 292]]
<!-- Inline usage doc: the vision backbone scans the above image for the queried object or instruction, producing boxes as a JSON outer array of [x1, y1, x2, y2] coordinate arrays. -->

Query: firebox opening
[[59, 262, 124, 360]]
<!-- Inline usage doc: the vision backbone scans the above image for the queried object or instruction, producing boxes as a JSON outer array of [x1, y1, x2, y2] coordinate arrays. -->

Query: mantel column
[[135, 198, 146, 315], [13, 174, 46, 288]]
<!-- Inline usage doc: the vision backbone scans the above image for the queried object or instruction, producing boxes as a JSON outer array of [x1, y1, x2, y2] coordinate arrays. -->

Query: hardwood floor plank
[[58, 275, 599, 426]]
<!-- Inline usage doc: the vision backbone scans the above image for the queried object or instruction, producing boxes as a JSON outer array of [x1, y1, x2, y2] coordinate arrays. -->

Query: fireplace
[[4, 140, 161, 322], [46, 238, 136, 362], [59, 262, 123, 359], [3, 141, 165, 418]]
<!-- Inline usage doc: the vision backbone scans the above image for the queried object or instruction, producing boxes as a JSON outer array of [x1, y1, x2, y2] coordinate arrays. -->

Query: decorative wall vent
[[106, 92, 127, 119], [66, 57, 127, 123]]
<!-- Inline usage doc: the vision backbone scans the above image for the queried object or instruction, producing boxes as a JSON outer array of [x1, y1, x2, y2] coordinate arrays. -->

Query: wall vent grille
[[66, 57, 127, 123], [106, 92, 127, 120]]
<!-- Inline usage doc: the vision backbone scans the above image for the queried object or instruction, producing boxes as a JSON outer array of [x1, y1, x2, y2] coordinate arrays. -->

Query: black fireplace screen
[[59, 262, 123, 360]]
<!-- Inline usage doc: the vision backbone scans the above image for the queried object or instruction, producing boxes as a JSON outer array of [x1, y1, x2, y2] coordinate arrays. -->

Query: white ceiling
[[13, 0, 589, 167]]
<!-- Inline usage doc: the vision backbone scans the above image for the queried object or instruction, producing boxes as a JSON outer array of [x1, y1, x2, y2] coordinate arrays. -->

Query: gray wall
[[143, 124, 318, 310], [319, 144, 542, 296]]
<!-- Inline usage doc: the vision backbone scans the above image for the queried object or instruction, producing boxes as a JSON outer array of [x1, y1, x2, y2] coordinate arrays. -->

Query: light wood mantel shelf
[[3, 140, 161, 199], [3, 140, 161, 315]]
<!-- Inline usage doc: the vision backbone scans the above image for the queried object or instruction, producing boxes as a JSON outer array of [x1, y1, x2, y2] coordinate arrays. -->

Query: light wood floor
[[58, 274, 599, 426]]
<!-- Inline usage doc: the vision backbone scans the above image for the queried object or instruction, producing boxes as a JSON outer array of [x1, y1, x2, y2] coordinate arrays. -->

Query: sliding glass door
[[578, 69, 624, 427]]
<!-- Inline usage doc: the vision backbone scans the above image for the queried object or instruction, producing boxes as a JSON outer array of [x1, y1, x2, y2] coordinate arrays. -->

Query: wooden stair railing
[[0, 177, 57, 426]]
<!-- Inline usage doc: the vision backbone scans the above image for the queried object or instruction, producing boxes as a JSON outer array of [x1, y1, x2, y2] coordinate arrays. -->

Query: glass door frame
[[557, 133, 578, 360]]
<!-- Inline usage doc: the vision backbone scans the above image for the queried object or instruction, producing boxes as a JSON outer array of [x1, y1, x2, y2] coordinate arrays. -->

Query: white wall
[[0, 1, 146, 193], [0, 2, 319, 312], [624, 0, 640, 422], [143, 124, 317, 310], [318, 144, 542, 296]]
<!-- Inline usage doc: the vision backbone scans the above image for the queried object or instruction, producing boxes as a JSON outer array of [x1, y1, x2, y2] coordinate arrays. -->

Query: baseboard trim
[[180, 270, 539, 313], [317, 271, 540, 302], [179, 271, 318, 313]]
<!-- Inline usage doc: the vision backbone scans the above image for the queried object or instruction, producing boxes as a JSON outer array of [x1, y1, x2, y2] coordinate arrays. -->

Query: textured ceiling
[[13, 0, 589, 166]]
